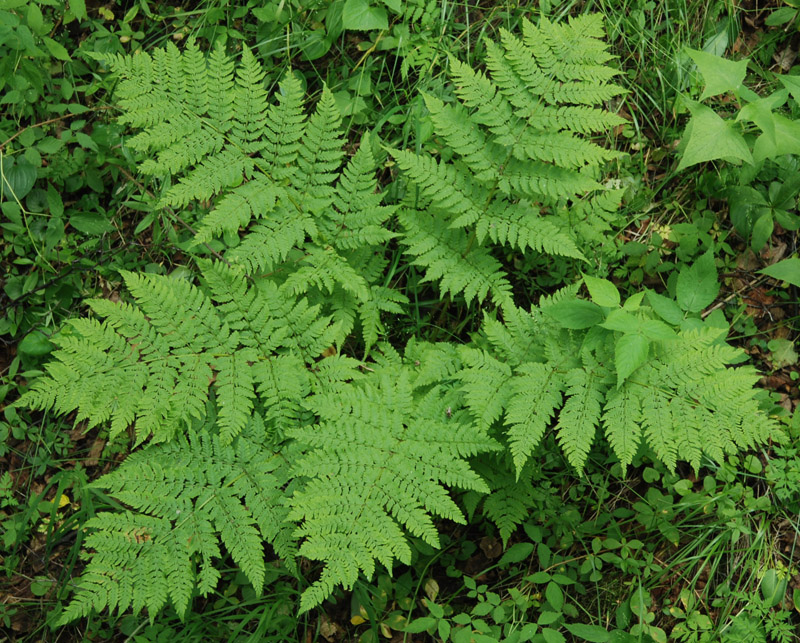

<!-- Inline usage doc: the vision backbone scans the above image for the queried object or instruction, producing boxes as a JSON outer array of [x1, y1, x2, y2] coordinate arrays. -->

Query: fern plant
[[16, 16, 781, 624], [391, 14, 627, 308], [106, 39, 404, 353]]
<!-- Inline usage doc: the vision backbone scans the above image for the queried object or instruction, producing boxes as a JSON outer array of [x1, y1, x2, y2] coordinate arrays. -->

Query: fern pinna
[[17, 17, 780, 623]]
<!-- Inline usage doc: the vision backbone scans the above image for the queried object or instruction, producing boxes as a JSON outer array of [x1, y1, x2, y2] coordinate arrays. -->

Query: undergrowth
[[1, 1, 799, 642]]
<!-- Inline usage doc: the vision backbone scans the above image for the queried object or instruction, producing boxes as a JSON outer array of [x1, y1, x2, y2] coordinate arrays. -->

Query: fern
[[290, 370, 499, 611], [60, 416, 295, 622], [17, 19, 782, 625], [456, 300, 777, 477], [450, 298, 779, 539], [20, 263, 336, 446], [391, 14, 626, 307], [107, 39, 405, 351]]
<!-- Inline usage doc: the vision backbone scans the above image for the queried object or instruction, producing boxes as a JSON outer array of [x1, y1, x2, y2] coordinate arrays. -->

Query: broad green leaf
[[676, 250, 719, 313], [767, 338, 798, 368], [546, 299, 604, 329], [686, 49, 748, 100], [646, 291, 684, 325], [765, 6, 799, 26], [750, 212, 774, 251], [640, 320, 676, 341], [727, 185, 768, 236], [18, 330, 54, 356], [779, 74, 800, 104], [43, 36, 71, 61], [760, 569, 788, 607], [69, 213, 115, 235], [342, 0, 388, 30], [499, 542, 534, 565], [737, 91, 787, 161], [564, 623, 612, 642], [677, 101, 752, 171], [69, 0, 88, 21], [770, 113, 800, 156], [26, 3, 44, 34], [1, 157, 37, 201], [759, 256, 800, 287], [545, 581, 564, 611], [615, 333, 649, 387], [583, 274, 620, 308], [403, 616, 437, 633], [542, 627, 566, 643], [601, 309, 637, 333], [622, 291, 645, 311]]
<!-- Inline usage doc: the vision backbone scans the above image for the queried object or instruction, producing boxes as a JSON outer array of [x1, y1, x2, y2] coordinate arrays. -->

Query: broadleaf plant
[[17, 16, 780, 622]]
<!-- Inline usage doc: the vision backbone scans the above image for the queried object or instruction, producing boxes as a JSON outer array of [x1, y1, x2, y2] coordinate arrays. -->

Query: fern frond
[[555, 363, 607, 473], [193, 178, 283, 244], [476, 200, 585, 259], [59, 426, 293, 623], [328, 133, 396, 249], [230, 46, 270, 153], [358, 285, 409, 354], [505, 362, 564, 476], [290, 373, 500, 611], [261, 72, 306, 180], [391, 149, 487, 228], [456, 348, 513, 427], [477, 458, 543, 546], [284, 246, 370, 301], [638, 383, 677, 471], [226, 209, 316, 273], [601, 385, 642, 469], [393, 17, 625, 304], [296, 87, 345, 199], [399, 209, 513, 306]]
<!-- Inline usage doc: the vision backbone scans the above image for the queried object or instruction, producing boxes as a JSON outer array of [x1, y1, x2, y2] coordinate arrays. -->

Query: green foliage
[[291, 369, 499, 611], [10, 13, 786, 632], [677, 47, 800, 248], [457, 289, 776, 479], [61, 419, 294, 622], [391, 14, 627, 308], [103, 38, 403, 352]]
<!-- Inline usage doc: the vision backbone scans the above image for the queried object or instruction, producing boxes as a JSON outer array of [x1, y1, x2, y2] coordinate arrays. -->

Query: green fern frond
[[230, 46, 270, 153], [505, 362, 564, 476], [477, 458, 543, 546], [284, 246, 370, 301], [398, 209, 513, 307], [601, 386, 642, 469], [296, 88, 345, 198], [392, 15, 625, 306], [261, 71, 306, 179], [358, 286, 409, 355], [554, 361, 608, 473], [193, 179, 283, 244], [226, 209, 316, 273], [328, 136, 397, 250], [456, 348, 513, 427], [475, 200, 585, 259], [59, 424, 293, 623], [290, 372, 500, 611]]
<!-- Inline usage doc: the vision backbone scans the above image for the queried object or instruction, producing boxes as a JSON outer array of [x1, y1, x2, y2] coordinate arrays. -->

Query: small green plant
[[676, 49, 800, 250]]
